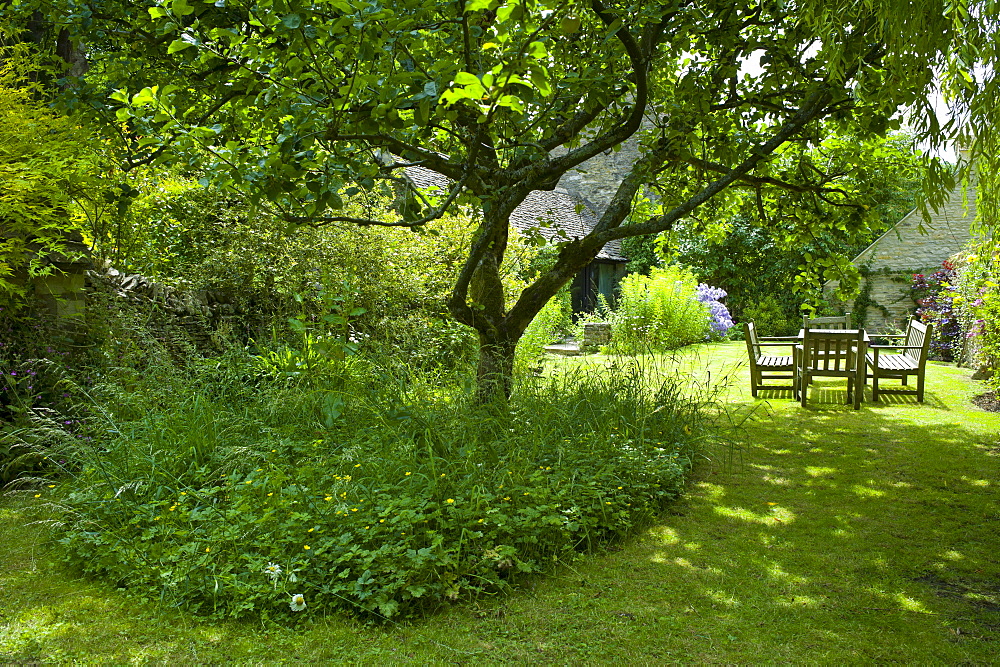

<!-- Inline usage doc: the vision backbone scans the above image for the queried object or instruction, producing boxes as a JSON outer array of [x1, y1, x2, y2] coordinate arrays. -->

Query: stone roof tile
[[405, 166, 627, 262]]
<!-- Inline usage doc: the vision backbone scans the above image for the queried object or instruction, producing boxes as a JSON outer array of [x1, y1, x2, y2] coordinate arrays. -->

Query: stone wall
[[85, 267, 259, 354], [826, 177, 977, 332]]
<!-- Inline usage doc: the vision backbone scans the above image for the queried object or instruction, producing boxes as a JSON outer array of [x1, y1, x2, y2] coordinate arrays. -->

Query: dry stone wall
[[85, 267, 260, 354]]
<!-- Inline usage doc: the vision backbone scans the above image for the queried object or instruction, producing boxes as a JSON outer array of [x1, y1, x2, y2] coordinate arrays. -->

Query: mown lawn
[[2, 341, 998, 662]]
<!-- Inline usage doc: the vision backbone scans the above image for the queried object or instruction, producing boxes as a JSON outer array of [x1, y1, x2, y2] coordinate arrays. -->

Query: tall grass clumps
[[11, 350, 711, 622]]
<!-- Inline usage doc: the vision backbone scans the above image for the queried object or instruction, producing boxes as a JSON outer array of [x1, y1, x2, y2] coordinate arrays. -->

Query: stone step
[[543, 342, 581, 356]]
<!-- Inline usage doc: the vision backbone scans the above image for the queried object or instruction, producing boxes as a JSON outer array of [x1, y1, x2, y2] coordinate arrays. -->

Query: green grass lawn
[[3, 341, 998, 662]]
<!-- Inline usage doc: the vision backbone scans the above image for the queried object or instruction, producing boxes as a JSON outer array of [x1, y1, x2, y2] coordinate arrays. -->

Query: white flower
[[263, 562, 282, 579], [290, 593, 306, 612]]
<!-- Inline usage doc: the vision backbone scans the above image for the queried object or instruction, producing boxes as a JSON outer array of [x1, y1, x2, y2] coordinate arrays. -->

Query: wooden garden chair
[[744, 321, 799, 397], [796, 328, 864, 409], [802, 312, 852, 330], [865, 319, 933, 402]]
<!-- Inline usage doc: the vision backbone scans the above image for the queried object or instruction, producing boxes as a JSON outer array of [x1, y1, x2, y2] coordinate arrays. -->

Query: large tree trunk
[[475, 333, 518, 403]]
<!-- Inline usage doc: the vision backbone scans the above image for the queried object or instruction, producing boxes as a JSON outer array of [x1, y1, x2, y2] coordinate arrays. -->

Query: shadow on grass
[[630, 400, 1000, 658]]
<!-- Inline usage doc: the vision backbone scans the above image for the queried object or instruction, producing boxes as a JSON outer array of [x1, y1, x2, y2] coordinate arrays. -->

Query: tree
[[0, 48, 104, 309], [667, 131, 925, 320], [5, 0, 996, 398]]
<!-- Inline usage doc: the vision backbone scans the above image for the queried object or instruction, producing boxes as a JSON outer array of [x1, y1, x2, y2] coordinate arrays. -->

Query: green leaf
[[171, 0, 195, 16], [530, 70, 551, 96], [148, 7, 168, 19], [167, 39, 193, 54], [464, 0, 493, 11], [453, 72, 480, 86], [526, 41, 547, 59], [282, 14, 302, 29]]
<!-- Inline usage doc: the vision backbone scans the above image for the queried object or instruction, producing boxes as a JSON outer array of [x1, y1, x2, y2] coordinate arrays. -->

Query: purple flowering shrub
[[911, 260, 961, 361], [696, 283, 735, 341]]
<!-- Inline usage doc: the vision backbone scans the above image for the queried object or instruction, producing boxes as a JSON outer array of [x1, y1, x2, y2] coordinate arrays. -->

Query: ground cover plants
[[2, 341, 998, 662], [6, 340, 706, 622]]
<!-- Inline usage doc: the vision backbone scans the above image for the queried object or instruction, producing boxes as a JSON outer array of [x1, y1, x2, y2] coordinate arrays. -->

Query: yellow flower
[[324, 496, 332, 501], [440, 473, 446, 477], [477, 519, 484, 523], [308, 528, 315, 533], [405, 472, 412, 476], [267, 492, 273, 497], [245, 480, 252, 485], [767, 502, 777, 506], [617, 486, 623, 490], [354, 464, 361, 468], [33, 494, 40, 498], [205, 547, 210, 553], [379, 519, 385, 523], [303, 545, 311, 550], [351, 508, 358, 512], [446, 498, 454, 504], [180, 491, 186, 495]]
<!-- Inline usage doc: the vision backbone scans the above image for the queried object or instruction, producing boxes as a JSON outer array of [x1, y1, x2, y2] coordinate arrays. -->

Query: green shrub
[[21, 351, 708, 622], [514, 286, 571, 375], [608, 265, 709, 353], [740, 295, 796, 337]]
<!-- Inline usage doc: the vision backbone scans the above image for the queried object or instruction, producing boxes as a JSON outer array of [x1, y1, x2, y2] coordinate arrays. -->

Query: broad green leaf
[[526, 41, 547, 59], [453, 72, 480, 86], [167, 39, 193, 54], [282, 13, 302, 29], [171, 0, 195, 16]]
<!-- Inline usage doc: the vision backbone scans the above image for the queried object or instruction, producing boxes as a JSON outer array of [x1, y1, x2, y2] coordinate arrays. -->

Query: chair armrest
[[868, 344, 924, 351], [759, 336, 800, 342]]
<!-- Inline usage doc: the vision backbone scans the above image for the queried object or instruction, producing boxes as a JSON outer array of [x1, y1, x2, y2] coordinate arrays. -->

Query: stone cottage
[[402, 164, 629, 314], [825, 173, 977, 332]]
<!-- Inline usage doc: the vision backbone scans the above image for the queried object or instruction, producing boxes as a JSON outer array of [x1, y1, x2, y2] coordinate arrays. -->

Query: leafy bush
[[0, 50, 105, 310], [739, 295, 796, 337], [608, 265, 710, 353], [950, 241, 1000, 383], [514, 286, 571, 374], [912, 261, 961, 361], [19, 351, 708, 622]]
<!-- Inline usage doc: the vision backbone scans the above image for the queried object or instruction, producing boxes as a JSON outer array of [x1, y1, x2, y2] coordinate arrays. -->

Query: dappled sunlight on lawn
[[713, 504, 796, 526], [626, 342, 1000, 656]]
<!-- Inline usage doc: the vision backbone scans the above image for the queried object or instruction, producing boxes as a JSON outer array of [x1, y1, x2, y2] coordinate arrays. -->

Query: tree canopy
[[3, 0, 998, 395]]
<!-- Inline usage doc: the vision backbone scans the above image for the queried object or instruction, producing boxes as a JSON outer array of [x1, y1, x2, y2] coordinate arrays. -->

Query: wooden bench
[[865, 319, 932, 402], [744, 321, 798, 397]]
